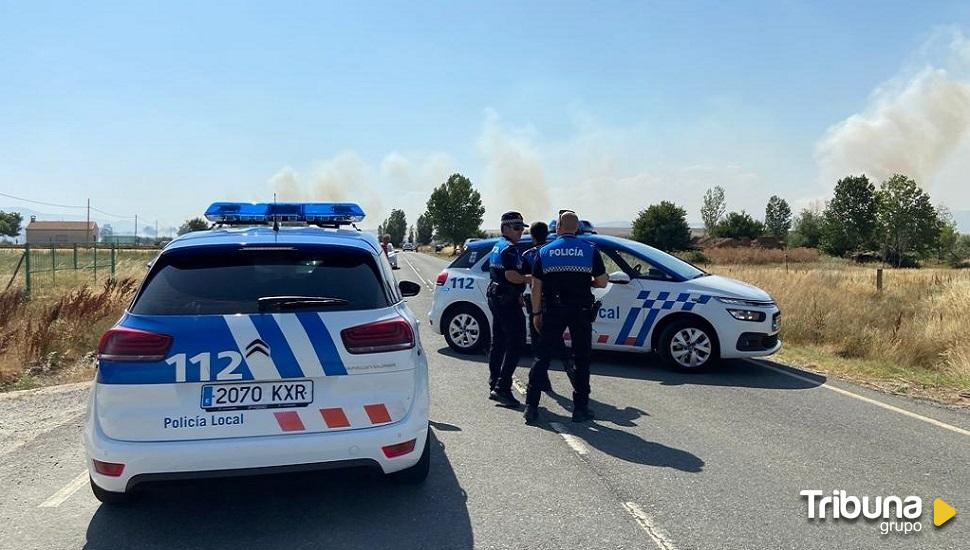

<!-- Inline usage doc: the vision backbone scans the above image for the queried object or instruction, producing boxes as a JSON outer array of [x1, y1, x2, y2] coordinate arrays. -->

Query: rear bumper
[[85, 385, 429, 493]]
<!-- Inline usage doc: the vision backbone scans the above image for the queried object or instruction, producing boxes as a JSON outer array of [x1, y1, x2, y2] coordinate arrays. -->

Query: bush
[[713, 211, 764, 239], [677, 250, 710, 265], [631, 202, 692, 252]]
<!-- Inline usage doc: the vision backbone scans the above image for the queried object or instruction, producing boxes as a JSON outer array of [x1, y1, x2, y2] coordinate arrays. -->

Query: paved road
[[1, 251, 967, 549]]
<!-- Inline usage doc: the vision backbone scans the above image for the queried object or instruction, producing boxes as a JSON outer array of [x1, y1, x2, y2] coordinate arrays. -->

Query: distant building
[[25, 218, 98, 245], [100, 235, 139, 245]]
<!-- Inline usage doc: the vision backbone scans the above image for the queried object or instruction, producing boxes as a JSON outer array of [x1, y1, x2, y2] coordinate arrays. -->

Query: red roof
[[26, 221, 98, 231]]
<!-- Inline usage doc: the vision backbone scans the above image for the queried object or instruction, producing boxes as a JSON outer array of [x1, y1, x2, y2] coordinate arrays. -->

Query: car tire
[[90, 477, 132, 505], [657, 319, 718, 371], [442, 305, 489, 354], [388, 430, 431, 484]]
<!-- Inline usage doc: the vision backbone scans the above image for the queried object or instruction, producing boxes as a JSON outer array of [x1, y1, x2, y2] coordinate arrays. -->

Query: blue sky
[[2, 1, 970, 233]]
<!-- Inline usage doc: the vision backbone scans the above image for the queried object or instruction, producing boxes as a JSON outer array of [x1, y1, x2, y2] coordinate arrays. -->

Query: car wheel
[[388, 430, 431, 484], [443, 306, 489, 354], [658, 320, 718, 370], [90, 477, 132, 505]]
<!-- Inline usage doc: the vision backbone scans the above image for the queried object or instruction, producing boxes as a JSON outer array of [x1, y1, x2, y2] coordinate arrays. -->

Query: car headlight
[[726, 309, 766, 322]]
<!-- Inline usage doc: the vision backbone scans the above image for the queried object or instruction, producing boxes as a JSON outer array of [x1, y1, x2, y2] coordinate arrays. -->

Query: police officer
[[486, 211, 529, 407], [522, 221, 549, 355], [525, 211, 608, 423]]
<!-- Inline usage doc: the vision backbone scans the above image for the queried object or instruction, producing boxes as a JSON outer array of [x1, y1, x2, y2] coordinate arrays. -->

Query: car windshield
[[131, 245, 389, 315], [615, 239, 706, 281]]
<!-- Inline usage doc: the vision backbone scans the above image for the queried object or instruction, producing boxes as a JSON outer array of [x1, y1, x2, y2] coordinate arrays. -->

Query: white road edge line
[[402, 254, 434, 291], [549, 421, 589, 456], [622, 501, 679, 550], [38, 471, 88, 508], [749, 359, 970, 438]]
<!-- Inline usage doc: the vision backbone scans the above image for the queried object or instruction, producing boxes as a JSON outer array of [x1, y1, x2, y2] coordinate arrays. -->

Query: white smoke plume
[[816, 29, 970, 209], [478, 111, 551, 224]]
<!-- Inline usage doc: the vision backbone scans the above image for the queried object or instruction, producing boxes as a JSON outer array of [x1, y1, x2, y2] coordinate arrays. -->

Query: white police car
[[85, 202, 430, 504], [428, 230, 781, 370]]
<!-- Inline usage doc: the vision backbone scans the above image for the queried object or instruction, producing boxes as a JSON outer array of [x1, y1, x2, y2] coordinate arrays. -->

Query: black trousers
[[487, 296, 525, 392], [526, 306, 593, 409]]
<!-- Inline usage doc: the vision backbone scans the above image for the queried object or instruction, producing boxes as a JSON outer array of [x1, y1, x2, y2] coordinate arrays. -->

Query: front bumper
[[85, 389, 429, 494]]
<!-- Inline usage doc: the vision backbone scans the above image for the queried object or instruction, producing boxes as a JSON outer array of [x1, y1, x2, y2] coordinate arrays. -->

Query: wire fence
[[1, 244, 158, 298]]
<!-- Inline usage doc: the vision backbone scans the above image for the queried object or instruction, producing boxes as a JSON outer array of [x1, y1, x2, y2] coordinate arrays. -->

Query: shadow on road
[[83, 433, 472, 550], [534, 399, 705, 473], [436, 344, 826, 392]]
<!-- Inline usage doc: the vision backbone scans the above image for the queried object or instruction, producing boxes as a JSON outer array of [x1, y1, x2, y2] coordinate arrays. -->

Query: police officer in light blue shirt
[[526, 211, 608, 423], [486, 211, 530, 407]]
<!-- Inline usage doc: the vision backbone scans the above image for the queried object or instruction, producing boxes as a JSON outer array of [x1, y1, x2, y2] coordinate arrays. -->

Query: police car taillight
[[98, 327, 172, 362], [340, 319, 415, 354], [435, 270, 448, 286]]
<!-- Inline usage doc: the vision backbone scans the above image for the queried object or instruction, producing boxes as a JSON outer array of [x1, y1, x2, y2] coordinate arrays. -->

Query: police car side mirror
[[608, 271, 630, 284], [399, 280, 421, 297]]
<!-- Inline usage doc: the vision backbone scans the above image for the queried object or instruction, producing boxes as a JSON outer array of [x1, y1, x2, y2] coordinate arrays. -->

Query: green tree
[[935, 206, 960, 264], [821, 175, 878, 257], [425, 173, 485, 246], [631, 201, 692, 252], [764, 195, 792, 239], [875, 174, 939, 265], [177, 217, 210, 235], [714, 211, 764, 240], [788, 209, 824, 248], [700, 186, 726, 235], [416, 212, 433, 245], [381, 209, 407, 246], [0, 210, 24, 238]]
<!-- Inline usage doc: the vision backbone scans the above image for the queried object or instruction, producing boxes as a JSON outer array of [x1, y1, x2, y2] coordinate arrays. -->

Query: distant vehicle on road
[[403, 242, 415, 251], [85, 202, 430, 504], [428, 231, 781, 370]]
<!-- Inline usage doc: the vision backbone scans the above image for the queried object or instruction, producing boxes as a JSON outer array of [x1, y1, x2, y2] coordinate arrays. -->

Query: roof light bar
[[204, 202, 366, 225]]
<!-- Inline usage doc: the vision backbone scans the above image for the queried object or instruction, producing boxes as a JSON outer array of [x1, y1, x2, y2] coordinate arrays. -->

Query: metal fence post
[[93, 243, 98, 282], [73, 244, 78, 270], [876, 268, 883, 292], [110, 245, 116, 279], [51, 245, 56, 284], [24, 244, 31, 298]]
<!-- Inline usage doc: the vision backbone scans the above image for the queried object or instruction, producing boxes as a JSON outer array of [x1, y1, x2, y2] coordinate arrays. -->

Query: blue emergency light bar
[[204, 202, 366, 225]]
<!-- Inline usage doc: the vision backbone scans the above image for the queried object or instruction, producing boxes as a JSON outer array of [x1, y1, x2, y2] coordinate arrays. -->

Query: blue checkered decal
[[614, 291, 712, 346]]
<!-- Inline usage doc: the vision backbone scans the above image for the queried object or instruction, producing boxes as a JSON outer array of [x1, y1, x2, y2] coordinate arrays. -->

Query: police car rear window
[[449, 248, 485, 269], [131, 246, 389, 315]]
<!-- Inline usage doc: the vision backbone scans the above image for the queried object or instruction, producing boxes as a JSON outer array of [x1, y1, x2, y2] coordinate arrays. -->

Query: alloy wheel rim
[[670, 327, 712, 368], [449, 313, 480, 348]]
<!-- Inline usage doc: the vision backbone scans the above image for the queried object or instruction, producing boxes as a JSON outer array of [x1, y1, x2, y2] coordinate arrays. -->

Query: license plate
[[200, 380, 313, 411]]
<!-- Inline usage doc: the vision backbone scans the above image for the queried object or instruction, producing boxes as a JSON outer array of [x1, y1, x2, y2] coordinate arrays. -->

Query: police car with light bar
[[428, 223, 781, 370], [85, 202, 430, 504]]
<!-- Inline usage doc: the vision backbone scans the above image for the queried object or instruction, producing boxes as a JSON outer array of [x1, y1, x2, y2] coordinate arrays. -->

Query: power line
[[0, 191, 143, 221], [0, 191, 85, 209]]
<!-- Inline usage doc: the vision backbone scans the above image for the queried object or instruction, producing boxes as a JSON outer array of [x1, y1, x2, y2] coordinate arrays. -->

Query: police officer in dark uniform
[[486, 211, 529, 407], [522, 221, 549, 355], [525, 211, 608, 423]]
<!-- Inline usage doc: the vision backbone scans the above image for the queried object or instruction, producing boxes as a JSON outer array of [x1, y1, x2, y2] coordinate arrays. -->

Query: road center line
[[402, 254, 434, 290], [549, 421, 589, 456], [38, 471, 88, 508], [622, 502, 679, 550], [749, 360, 970, 437]]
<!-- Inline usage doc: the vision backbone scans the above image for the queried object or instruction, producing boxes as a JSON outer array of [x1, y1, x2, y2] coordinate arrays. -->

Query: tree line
[[631, 173, 969, 267]]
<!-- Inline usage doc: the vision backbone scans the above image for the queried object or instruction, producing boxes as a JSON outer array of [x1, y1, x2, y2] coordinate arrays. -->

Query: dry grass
[[0, 248, 151, 390], [697, 247, 822, 265], [711, 263, 970, 400]]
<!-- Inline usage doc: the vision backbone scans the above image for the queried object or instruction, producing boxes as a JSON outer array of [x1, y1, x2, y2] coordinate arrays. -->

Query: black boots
[[489, 389, 521, 407], [524, 405, 539, 424], [572, 392, 594, 423]]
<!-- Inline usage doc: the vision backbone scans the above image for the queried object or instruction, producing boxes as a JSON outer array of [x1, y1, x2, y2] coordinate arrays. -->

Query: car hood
[[688, 275, 773, 302]]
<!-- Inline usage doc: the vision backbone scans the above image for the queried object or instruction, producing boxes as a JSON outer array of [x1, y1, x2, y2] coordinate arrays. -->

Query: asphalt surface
[[1, 250, 968, 549]]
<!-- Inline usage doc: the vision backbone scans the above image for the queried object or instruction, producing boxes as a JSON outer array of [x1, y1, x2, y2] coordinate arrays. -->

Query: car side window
[[602, 248, 674, 281]]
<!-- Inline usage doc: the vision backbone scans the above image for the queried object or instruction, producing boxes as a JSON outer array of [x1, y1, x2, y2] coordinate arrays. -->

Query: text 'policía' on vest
[[548, 248, 585, 257]]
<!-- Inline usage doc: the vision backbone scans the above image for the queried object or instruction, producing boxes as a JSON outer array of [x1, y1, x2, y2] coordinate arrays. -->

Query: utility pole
[[87, 198, 91, 242]]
